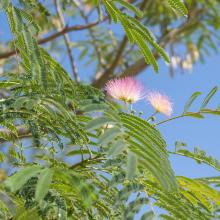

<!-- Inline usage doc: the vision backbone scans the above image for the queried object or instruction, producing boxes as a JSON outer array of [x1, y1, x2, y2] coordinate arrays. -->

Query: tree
[[0, 0, 219, 219]]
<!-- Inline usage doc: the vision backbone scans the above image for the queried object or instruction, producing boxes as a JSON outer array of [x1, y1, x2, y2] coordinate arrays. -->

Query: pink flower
[[105, 77, 145, 104], [147, 91, 173, 117]]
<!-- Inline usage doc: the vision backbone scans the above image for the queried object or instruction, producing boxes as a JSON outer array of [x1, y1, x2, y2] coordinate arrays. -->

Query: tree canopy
[[0, 0, 220, 219]]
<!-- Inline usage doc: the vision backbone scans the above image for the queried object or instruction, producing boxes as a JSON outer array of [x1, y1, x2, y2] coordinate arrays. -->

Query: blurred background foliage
[[0, 0, 219, 219]]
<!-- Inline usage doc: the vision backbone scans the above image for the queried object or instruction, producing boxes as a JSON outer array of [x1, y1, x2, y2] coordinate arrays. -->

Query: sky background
[[0, 5, 219, 180], [0, 4, 220, 220]]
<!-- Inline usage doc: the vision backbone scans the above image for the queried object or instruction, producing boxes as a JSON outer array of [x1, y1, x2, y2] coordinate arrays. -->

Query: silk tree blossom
[[191, 49, 199, 62], [105, 77, 145, 104], [167, 56, 181, 69], [182, 54, 193, 72], [147, 91, 173, 117]]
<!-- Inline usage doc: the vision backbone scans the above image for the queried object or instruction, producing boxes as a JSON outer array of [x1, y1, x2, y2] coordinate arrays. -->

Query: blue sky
[[0, 5, 220, 220], [0, 7, 219, 181], [136, 57, 220, 178]]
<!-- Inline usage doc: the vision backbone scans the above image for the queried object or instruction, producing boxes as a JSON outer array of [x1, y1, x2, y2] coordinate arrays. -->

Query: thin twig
[[92, 37, 128, 88], [70, 155, 104, 169], [0, 125, 31, 144], [0, 18, 108, 60], [168, 151, 220, 172], [54, 0, 79, 81], [74, 0, 106, 69], [155, 112, 203, 126], [146, 111, 158, 122], [93, 6, 205, 87], [92, 0, 149, 88]]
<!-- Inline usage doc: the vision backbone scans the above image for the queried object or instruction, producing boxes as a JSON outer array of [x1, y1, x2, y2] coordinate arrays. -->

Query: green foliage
[[126, 151, 137, 179], [102, 0, 169, 72], [0, 0, 219, 219], [183, 91, 201, 113], [84, 101, 177, 191], [200, 86, 218, 110], [120, 113, 177, 191], [115, 0, 143, 18], [5, 165, 41, 192], [167, 0, 188, 16], [159, 86, 220, 123], [171, 144, 220, 171], [143, 177, 220, 219], [35, 168, 52, 202]]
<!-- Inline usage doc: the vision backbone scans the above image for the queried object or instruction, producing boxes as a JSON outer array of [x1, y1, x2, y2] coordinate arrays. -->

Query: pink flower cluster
[[147, 91, 173, 117], [105, 76, 173, 117], [105, 77, 145, 104]]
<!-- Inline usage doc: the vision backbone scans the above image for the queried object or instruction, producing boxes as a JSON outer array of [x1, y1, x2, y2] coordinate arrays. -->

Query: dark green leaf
[[126, 151, 137, 179], [98, 127, 121, 145], [183, 91, 201, 113], [35, 168, 52, 202], [200, 86, 218, 110], [115, 0, 143, 17], [5, 165, 41, 192], [107, 140, 127, 157]]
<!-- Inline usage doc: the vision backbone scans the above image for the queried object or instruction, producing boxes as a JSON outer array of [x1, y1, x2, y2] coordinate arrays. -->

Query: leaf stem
[[155, 114, 185, 126], [155, 112, 203, 126], [146, 111, 158, 122], [168, 151, 220, 171]]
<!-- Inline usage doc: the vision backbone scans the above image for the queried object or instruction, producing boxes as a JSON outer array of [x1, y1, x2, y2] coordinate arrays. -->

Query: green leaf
[[121, 113, 177, 191], [168, 0, 188, 17], [107, 140, 127, 157], [171, 147, 220, 172], [53, 168, 97, 208], [184, 112, 204, 119], [35, 168, 52, 202], [0, 0, 10, 9], [126, 151, 137, 179], [124, 198, 150, 219], [80, 103, 109, 113], [66, 149, 96, 156], [86, 117, 116, 130], [115, 0, 143, 17], [0, 81, 19, 88], [131, 30, 158, 72], [14, 207, 40, 220], [175, 141, 187, 151], [104, 1, 118, 23], [0, 152, 5, 163], [98, 127, 121, 145], [118, 14, 134, 43], [141, 211, 155, 220], [200, 86, 218, 110], [183, 91, 201, 113], [5, 165, 41, 192], [92, 0, 99, 6], [200, 109, 220, 116]]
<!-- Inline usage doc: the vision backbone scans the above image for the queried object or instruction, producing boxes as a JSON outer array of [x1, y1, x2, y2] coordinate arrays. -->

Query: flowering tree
[[0, 0, 220, 219]]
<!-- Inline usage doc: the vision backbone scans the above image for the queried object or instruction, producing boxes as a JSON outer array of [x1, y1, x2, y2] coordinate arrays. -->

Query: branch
[[70, 155, 104, 169], [54, 0, 79, 81], [92, 7, 205, 88], [74, 0, 107, 69], [0, 18, 108, 60], [120, 56, 156, 77], [92, 37, 128, 88], [92, 0, 149, 88], [168, 151, 220, 172], [120, 22, 200, 78], [0, 125, 31, 144]]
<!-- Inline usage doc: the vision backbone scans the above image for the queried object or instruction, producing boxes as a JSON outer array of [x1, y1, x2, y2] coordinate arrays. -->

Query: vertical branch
[[73, 0, 107, 70], [54, 0, 79, 82], [92, 0, 149, 88]]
